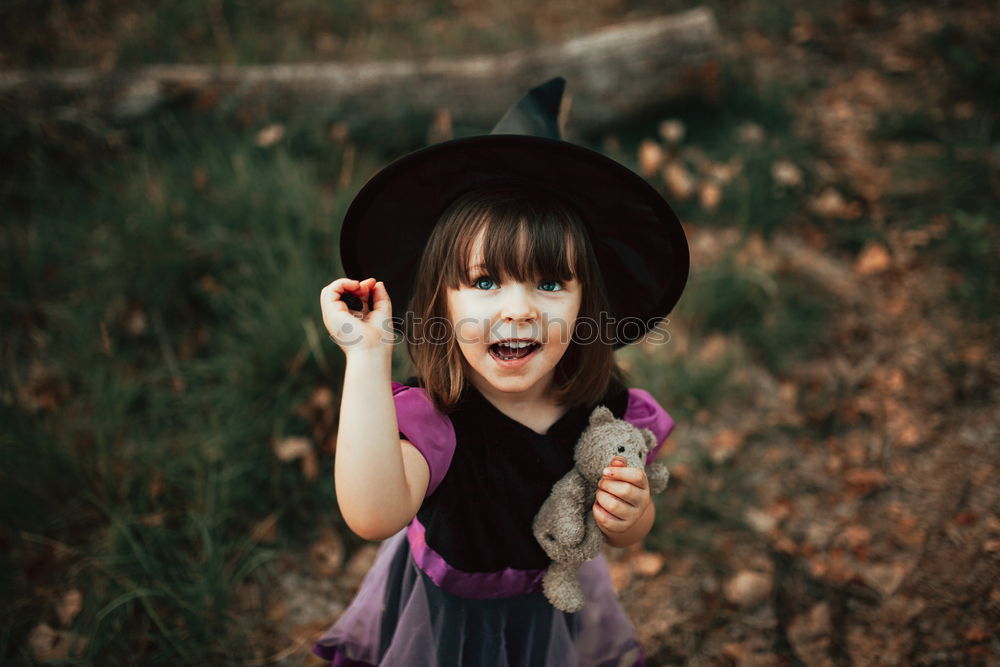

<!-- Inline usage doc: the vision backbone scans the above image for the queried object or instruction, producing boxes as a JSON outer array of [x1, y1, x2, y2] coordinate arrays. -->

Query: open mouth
[[488, 340, 541, 362]]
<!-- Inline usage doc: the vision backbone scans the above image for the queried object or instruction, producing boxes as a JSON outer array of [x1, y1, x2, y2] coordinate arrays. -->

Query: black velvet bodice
[[399, 376, 629, 573]]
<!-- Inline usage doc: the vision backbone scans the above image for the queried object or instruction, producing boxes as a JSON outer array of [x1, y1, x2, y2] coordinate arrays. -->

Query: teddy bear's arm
[[645, 462, 670, 494], [534, 471, 590, 546]]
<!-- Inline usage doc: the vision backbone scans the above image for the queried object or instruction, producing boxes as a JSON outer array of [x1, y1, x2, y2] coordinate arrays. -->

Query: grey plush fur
[[532, 405, 670, 613]]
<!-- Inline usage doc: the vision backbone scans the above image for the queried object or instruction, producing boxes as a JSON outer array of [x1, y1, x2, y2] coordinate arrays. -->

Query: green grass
[[677, 250, 834, 375], [0, 110, 369, 662]]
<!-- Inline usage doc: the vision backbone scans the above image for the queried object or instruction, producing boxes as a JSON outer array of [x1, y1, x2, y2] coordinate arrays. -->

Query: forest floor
[[267, 5, 999, 665]]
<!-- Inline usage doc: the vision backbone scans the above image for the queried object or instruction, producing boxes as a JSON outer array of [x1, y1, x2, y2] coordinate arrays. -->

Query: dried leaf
[[771, 159, 803, 187], [710, 429, 745, 463], [744, 507, 778, 534], [28, 624, 88, 662], [149, 471, 164, 500], [16, 360, 70, 413], [300, 449, 319, 482], [427, 108, 453, 144], [629, 550, 666, 577], [699, 182, 722, 211], [723, 570, 772, 607], [607, 558, 632, 593], [637, 139, 665, 177], [255, 123, 285, 147], [858, 561, 909, 596], [55, 589, 83, 627], [787, 603, 834, 666], [844, 468, 886, 494], [250, 513, 279, 544], [273, 436, 312, 462], [663, 162, 695, 200], [736, 122, 765, 144], [125, 307, 148, 336], [810, 187, 849, 219], [309, 531, 345, 578], [854, 241, 891, 275], [658, 119, 685, 144], [834, 524, 872, 551]]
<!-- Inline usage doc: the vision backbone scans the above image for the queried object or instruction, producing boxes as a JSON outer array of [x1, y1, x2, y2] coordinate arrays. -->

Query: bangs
[[439, 188, 583, 289]]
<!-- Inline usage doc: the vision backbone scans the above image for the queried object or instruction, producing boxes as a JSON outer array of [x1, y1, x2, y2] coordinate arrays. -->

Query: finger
[[356, 278, 373, 303], [595, 489, 630, 520], [593, 502, 628, 532], [371, 280, 392, 316], [597, 479, 641, 505], [330, 277, 361, 293], [322, 285, 352, 314], [601, 465, 648, 488]]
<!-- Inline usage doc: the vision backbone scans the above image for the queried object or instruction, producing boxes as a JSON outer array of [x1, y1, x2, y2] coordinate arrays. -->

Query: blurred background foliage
[[1, 0, 997, 664]]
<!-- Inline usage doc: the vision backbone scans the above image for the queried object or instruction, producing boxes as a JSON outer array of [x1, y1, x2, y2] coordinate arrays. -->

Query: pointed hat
[[340, 77, 689, 348]]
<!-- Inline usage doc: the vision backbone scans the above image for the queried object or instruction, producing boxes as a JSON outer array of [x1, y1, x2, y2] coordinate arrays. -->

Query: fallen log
[[0, 8, 720, 138]]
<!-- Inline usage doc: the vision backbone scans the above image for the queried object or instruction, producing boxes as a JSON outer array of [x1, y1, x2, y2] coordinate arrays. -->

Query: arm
[[334, 350, 429, 540], [321, 277, 428, 541]]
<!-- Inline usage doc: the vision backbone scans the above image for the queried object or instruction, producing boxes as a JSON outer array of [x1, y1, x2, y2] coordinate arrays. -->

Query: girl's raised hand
[[320, 277, 394, 357]]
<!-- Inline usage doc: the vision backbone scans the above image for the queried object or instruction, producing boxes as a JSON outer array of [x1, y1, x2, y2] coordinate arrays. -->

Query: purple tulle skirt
[[312, 528, 644, 666]]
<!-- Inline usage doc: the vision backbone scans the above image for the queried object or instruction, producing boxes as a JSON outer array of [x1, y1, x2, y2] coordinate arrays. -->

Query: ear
[[588, 405, 616, 427], [641, 428, 657, 454]]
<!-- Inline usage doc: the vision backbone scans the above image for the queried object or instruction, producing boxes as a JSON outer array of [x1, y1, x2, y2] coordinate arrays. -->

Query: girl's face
[[445, 232, 582, 399]]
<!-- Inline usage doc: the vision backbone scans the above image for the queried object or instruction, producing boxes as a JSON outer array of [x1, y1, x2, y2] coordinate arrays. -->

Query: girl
[[316, 78, 688, 666]]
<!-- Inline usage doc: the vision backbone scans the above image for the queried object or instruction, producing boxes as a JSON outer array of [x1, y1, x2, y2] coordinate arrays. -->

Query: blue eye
[[539, 280, 562, 292], [473, 276, 497, 290]]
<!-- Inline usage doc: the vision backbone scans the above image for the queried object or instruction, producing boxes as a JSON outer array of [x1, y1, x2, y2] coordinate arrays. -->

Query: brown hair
[[405, 184, 627, 415]]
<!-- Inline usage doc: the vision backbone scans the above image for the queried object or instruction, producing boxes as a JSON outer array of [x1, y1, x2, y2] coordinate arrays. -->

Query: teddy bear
[[532, 405, 670, 613]]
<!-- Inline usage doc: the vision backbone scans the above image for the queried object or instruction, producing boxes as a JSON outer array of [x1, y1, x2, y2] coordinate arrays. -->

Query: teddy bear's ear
[[588, 405, 615, 426], [641, 428, 657, 453]]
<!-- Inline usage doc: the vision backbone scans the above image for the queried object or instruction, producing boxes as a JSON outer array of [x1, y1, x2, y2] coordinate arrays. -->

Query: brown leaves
[[709, 428, 744, 464], [255, 123, 285, 147], [723, 570, 772, 607], [28, 624, 88, 663], [55, 589, 83, 627], [15, 360, 70, 414], [308, 530, 345, 578], [272, 436, 318, 482], [29, 589, 87, 662], [854, 241, 891, 276], [788, 603, 834, 667]]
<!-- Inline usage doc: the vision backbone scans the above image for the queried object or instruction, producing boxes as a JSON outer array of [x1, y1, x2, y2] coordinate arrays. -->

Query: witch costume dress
[[312, 375, 675, 666], [314, 77, 690, 666]]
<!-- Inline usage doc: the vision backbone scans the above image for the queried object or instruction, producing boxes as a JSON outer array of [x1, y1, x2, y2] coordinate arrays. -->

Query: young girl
[[315, 78, 688, 666]]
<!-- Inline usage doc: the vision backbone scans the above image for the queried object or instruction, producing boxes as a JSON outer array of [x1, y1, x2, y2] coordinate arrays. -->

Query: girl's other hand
[[592, 457, 652, 535], [320, 277, 393, 357]]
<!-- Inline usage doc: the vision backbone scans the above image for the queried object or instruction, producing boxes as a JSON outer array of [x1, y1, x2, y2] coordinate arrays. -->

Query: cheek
[[454, 318, 486, 345], [543, 317, 575, 347]]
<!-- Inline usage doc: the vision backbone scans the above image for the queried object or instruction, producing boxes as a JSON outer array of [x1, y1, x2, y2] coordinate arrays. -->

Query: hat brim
[[340, 134, 689, 348]]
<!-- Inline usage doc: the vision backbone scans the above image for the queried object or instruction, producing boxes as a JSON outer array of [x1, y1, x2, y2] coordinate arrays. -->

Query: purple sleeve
[[391, 381, 456, 498], [623, 388, 676, 465]]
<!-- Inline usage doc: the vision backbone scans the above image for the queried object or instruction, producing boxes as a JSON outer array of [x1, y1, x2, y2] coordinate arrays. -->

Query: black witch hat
[[339, 77, 689, 348]]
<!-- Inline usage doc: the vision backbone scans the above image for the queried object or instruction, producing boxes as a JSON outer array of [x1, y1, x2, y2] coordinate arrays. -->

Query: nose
[[500, 283, 537, 322]]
